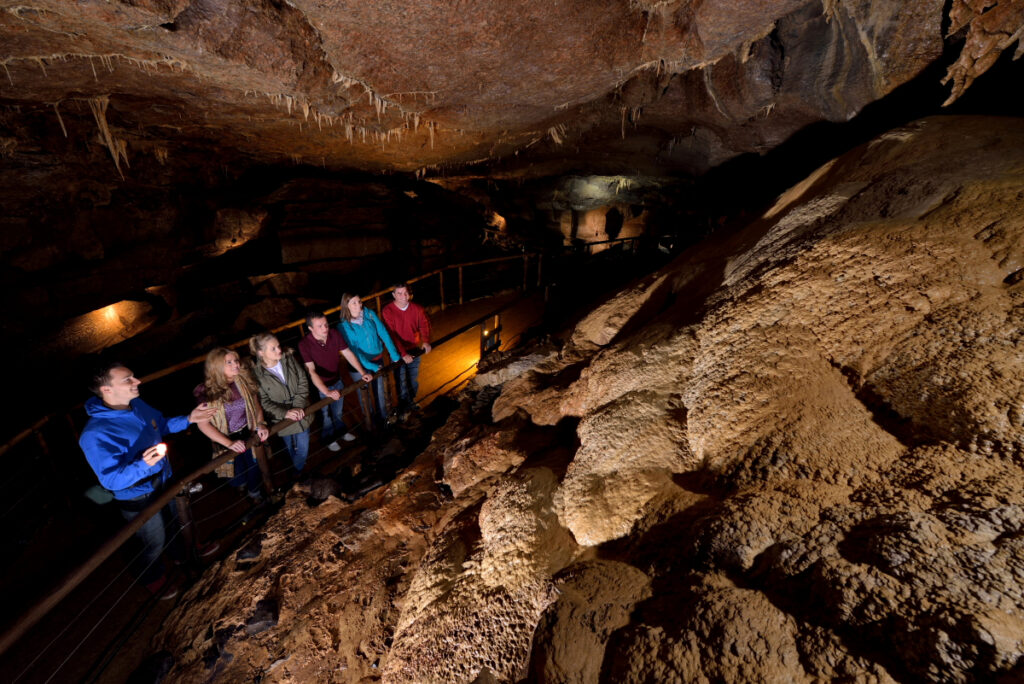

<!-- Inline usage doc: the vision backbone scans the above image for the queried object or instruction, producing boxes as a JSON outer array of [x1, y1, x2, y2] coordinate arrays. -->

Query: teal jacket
[[338, 309, 400, 372]]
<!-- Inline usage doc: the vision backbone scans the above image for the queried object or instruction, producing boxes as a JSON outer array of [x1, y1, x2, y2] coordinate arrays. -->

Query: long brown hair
[[340, 292, 361, 322], [202, 347, 257, 403]]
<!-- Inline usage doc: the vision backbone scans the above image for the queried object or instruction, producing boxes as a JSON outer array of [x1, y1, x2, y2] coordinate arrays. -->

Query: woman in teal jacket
[[338, 293, 411, 427]]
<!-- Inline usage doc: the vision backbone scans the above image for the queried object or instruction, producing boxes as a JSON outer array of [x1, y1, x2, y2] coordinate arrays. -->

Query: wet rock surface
[[155, 115, 1024, 682]]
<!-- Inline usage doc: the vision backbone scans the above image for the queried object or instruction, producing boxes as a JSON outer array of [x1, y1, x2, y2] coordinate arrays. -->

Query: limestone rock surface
[[156, 115, 1024, 683], [2, 0, 998, 176]]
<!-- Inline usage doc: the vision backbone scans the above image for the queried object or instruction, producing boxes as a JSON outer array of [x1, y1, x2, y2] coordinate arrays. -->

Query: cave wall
[[152, 115, 1024, 682]]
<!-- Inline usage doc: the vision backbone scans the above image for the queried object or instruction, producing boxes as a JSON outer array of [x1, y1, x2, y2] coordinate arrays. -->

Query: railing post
[[375, 295, 382, 315], [386, 366, 399, 419], [366, 382, 379, 432], [439, 270, 446, 311], [458, 266, 464, 305], [252, 442, 274, 496], [34, 429, 50, 457], [174, 493, 197, 562]]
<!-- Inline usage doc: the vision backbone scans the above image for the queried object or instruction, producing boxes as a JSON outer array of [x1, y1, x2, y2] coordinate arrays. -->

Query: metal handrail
[[0, 236, 648, 659], [2, 242, 646, 455], [0, 291, 533, 658], [128, 252, 537, 386]]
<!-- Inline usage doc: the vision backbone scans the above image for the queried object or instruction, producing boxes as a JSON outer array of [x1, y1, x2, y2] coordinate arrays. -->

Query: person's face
[[393, 287, 410, 307], [347, 296, 363, 318], [101, 366, 140, 407], [260, 338, 282, 365], [308, 317, 329, 341], [223, 353, 241, 379]]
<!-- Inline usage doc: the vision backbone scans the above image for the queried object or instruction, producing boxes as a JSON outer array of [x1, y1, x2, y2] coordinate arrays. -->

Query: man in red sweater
[[382, 283, 431, 411]]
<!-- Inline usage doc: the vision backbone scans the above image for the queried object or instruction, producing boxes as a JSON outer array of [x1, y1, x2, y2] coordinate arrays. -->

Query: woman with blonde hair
[[194, 347, 269, 501], [249, 332, 315, 473]]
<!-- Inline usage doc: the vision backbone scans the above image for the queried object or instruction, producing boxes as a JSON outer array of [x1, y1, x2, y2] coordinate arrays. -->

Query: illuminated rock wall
[[156, 115, 1024, 682]]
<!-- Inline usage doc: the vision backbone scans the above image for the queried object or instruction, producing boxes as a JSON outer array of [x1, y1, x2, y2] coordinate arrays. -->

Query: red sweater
[[382, 301, 431, 356]]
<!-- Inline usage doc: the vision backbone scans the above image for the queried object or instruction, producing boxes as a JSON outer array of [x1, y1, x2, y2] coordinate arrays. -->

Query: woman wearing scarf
[[194, 347, 269, 502]]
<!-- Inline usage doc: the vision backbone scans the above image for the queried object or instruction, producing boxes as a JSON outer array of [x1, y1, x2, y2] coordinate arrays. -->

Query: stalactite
[[88, 95, 127, 179], [53, 101, 67, 137], [822, 0, 838, 23]]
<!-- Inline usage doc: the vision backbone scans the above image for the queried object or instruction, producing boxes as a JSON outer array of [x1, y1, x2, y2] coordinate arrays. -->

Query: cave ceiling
[[1, 0, 1022, 181]]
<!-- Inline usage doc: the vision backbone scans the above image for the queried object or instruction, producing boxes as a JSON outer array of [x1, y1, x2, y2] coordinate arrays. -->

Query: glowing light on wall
[[488, 212, 507, 231], [38, 300, 157, 358]]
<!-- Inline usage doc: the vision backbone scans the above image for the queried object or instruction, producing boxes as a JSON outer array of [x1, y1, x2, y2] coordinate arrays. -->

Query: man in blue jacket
[[79, 361, 215, 598]]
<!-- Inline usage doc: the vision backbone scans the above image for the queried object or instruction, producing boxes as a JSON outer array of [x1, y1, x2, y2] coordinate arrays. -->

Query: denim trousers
[[118, 490, 184, 584], [281, 429, 310, 472], [395, 355, 422, 406], [230, 449, 262, 498], [351, 371, 388, 426], [317, 378, 348, 443]]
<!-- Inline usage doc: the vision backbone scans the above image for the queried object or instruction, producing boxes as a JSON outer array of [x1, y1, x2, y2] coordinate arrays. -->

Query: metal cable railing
[[0, 236, 651, 676]]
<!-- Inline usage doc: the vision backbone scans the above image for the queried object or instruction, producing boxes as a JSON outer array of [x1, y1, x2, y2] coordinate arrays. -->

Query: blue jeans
[[230, 449, 262, 498], [119, 491, 184, 585], [352, 371, 388, 426], [317, 379, 348, 443], [281, 429, 310, 473], [395, 356, 421, 407]]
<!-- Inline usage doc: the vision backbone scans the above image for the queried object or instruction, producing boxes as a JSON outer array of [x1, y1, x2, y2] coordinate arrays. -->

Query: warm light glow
[[39, 298, 155, 358], [488, 212, 507, 231]]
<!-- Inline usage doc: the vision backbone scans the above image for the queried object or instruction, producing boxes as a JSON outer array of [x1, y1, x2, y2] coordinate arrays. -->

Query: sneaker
[[342, 432, 357, 442], [327, 441, 342, 452], [174, 541, 220, 566], [197, 542, 220, 558], [145, 576, 179, 601]]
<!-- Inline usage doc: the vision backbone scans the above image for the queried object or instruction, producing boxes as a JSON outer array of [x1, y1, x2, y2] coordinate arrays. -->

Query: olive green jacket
[[251, 351, 315, 436]]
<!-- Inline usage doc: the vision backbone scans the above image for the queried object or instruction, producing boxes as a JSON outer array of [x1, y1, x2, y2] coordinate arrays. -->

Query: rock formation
[[153, 115, 1024, 682], [2, 1, 1022, 177]]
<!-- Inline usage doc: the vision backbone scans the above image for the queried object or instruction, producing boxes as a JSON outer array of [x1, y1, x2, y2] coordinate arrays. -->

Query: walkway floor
[[0, 287, 549, 684]]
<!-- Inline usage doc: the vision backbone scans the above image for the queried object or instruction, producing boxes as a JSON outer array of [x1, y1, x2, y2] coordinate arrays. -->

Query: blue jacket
[[79, 396, 189, 500], [338, 309, 401, 372]]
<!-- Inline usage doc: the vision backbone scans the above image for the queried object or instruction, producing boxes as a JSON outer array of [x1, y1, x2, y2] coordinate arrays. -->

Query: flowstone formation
[[155, 115, 1024, 682]]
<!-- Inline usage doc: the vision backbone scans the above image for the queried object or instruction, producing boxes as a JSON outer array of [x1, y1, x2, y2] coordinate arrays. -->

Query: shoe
[[342, 432, 357, 442], [248, 491, 264, 505], [197, 542, 220, 558], [327, 441, 342, 452], [145, 576, 179, 601]]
